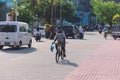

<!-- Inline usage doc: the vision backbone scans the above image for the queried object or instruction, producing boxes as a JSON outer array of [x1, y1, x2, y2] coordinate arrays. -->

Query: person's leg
[[62, 45, 66, 57], [55, 43, 58, 53]]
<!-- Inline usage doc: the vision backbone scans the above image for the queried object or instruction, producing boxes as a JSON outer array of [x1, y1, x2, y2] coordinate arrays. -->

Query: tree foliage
[[17, 3, 34, 24], [17, 0, 76, 24], [90, 0, 120, 25], [113, 14, 120, 24]]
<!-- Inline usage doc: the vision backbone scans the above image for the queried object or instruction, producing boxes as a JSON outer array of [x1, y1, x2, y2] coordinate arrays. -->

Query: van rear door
[[0, 24, 17, 45]]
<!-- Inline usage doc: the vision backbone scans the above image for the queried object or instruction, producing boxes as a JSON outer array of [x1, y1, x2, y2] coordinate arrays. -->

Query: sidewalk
[[64, 40, 120, 80]]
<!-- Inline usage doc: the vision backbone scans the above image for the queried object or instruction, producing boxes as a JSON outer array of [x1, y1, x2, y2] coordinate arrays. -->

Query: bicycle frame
[[55, 43, 64, 63]]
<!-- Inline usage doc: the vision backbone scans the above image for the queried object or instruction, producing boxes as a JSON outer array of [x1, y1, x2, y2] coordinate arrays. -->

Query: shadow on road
[[35, 40, 45, 42], [85, 32, 98, 35], [58, 59, 78, 67], [1, 47, 37, 54]]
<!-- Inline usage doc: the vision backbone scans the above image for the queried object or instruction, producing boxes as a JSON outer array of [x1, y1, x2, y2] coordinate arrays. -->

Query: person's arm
[[52, 35, 57, 44], [63, 33, 66, 39]]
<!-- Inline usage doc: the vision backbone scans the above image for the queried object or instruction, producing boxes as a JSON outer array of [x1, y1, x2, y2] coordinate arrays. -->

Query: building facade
[[69, 0, 94, 27], [0, 0, 14, 21], [70, 0, 120, 27]]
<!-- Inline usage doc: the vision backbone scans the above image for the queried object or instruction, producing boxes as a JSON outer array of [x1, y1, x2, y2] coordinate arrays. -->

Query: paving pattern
[[64, 40, 120, 80]]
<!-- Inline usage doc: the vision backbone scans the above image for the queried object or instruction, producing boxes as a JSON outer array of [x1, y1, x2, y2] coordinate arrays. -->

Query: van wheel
[[0, 46, 3, 49], [72, 36, 75, 39], [17, 42, 22, 49], [28, 40, 32, 48], [12, 46, 15, 49]]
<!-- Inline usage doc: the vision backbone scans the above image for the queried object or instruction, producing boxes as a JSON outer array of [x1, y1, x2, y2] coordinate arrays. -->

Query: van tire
[[28, 40, 32, 48], [0, 46, 3, 49]]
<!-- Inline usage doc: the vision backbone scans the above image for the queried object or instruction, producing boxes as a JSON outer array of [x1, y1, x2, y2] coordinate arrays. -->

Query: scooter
[[35, 33, 41, 42], [77, 33, 84, 39], [98, 28, 102, 34]]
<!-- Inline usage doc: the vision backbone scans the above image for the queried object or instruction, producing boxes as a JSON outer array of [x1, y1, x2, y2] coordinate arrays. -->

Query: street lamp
[[96, 13, 101, 25], [14, 0, 18, 21], [36, 14, 38, 27]]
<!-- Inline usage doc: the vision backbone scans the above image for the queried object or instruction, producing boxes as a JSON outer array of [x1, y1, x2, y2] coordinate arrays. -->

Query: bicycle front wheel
[[61, 50, 64, 60], [55, 51, 60, 63]]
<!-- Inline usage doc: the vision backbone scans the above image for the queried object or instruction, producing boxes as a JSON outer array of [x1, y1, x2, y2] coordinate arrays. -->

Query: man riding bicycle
[[52, 27, 66, 57]]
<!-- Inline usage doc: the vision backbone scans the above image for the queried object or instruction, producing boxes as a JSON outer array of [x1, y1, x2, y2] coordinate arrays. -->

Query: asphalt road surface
[[0, 32, 113, 80]]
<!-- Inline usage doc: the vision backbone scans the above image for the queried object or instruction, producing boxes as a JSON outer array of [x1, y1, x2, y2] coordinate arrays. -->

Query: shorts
[[57, 42, 65, 46]]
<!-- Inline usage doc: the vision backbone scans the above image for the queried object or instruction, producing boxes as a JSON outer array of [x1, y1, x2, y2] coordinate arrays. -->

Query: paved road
[[0, 32, 113, 80]]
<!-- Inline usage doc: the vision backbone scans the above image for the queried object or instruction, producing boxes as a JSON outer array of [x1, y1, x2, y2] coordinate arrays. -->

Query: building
[[0, 2, 6, 21], [0, 0, 15, 21], [70, 0, 120, 27], [69, 0, 95, 27], [115, 0, 120, 2]]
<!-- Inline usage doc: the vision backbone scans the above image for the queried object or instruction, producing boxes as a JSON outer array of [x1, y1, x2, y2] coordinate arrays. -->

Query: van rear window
[[0, 25, 17, 32]]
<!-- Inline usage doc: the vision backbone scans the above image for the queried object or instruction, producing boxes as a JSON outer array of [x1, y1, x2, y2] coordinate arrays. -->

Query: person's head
[[36, 27, 39, 31], [58, 26, 62, 30], [58, 29, 62, 33]]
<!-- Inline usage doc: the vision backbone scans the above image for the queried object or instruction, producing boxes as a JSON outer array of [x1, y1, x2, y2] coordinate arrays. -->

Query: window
[[20, 26, 26, 32], [0, 25, 17, 32]]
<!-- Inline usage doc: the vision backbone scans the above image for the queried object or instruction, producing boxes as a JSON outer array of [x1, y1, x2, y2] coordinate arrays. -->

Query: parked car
[[62, 25, 76, 38], [112, 25, 120, 40], [112, 32, 120, 40]]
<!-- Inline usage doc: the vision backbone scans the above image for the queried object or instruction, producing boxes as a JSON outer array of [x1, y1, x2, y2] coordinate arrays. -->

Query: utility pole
[[51, 0, 54, 25], [60, 0, 62, 27], [14, 0, 18, 21]]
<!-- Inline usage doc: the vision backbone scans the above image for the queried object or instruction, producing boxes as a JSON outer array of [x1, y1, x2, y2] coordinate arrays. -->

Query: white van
[[0, 21, 32, 49]]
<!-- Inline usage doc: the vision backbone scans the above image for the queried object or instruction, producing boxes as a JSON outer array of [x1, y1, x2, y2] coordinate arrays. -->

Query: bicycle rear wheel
[[61, 50, 64, 60]]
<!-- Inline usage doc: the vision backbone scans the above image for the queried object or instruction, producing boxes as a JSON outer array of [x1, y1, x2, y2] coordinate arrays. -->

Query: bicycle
[[55, 43, 65, 63]]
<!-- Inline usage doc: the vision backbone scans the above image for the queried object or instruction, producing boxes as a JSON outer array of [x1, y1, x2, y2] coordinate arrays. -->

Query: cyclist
[[52, 27, 66, 57]]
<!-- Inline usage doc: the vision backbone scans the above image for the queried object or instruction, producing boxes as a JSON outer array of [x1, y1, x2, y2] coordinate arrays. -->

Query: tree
[[48, 0, 76, 23], [62, 1, 76, 22], [90, 0, 120, 25], [17, 3, 34, 24], [113, 14, 120, 24], [18, 0, 76, 24]]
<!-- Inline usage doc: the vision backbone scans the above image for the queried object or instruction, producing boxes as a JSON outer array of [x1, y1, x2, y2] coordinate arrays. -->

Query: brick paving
[[64, 40, 120, 80]]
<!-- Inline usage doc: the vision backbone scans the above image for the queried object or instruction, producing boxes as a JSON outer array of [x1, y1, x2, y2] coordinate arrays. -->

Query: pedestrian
[[50, 25, 55, 40], [78, 26, 84, 39]]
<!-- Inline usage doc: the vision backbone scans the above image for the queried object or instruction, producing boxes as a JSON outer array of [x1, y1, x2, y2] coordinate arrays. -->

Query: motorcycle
[[98, 28, 102, 34], [35, 33, 41, 42], [77, 33, 84, 39]]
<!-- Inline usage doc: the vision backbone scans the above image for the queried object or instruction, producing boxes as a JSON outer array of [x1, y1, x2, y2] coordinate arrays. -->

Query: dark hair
[[58, 29, 62, 33], [36, 27, 39, 31], [58, 27, 62, 29]]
